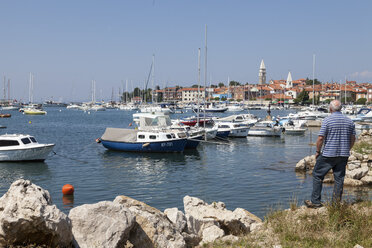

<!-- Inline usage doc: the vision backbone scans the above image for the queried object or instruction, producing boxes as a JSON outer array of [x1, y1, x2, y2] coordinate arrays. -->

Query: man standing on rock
[[305, 100, 356, 208]]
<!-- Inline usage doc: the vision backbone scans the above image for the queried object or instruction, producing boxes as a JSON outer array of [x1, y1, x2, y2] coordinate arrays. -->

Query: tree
[[229, 81, 240, 86], [305, 77, 322, 85], [341, 97, 354, 104], [221, 96, 227, 101], [218, 82, 225, 88], [210, 84, 218, 88], [191, 84, 199, 88], [133, 87, 141, 97], [294, 89, 309, 104], [356, 98, 367, 105]]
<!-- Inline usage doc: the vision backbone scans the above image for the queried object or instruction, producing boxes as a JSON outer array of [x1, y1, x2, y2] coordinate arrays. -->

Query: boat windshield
[[21, 138, 31, 144], [29, 137, 37, 143]]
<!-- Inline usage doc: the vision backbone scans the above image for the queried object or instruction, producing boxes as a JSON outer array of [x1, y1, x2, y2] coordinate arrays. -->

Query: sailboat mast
[[197, 48, 201, 125], [312, 54, 315, 105], [7, 79, 10, 103], [203, 25, 207, 129], [29, 73, 31, 103], [126, 79, 128, 104], [344, 76, 347, 104], [3, 75, 6, 101], [152, 54, 155, 103]]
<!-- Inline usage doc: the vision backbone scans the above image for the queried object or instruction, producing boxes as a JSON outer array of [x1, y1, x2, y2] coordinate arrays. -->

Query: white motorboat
[[119, 104, 138, 111], [23, 108, 47, 115], [66, 104, 81, 109], [140, 105, 172, 114], [0, 134, 55, 161], [215, 122, 250, 137], [226, 105, 245, 112], [213, 114, 258, 126], [247, 121, 283, 137], [283, 124, 307, 135], [1, 106, 19, 111]]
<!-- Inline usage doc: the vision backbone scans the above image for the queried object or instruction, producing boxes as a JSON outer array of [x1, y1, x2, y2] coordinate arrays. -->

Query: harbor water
[[0, 108, 371, 218]]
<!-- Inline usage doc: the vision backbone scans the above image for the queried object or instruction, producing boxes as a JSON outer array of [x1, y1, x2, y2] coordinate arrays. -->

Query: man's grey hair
[[330, 100, 342, 112]]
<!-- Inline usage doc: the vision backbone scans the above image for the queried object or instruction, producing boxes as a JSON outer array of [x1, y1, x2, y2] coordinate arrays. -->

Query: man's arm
[[315, 136, 324, 158], [350, 135, 356, 151]]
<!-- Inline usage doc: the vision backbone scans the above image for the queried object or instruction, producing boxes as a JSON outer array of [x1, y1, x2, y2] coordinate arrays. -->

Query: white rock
[[201, 225, 225, 243], [114, 195, 186, 248], [353, 244, 364, 248], [344, 178, 363, 186], [348, 155, 356, 161], [0, 179, 72, 247], [295, 159, 306, 170], [347, 161, 361, 170], [183, 196, 261, 237], [360, 175, 372, 185], [219, 234, 239, 242], [164, 207, 187, 233], [363, 155, 369, 161], [346, 167, 369, 180], [69, 201, 135, 248]]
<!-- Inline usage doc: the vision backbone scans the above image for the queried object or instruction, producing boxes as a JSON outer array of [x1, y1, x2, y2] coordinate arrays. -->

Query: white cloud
[[350, 70, 372, 79]]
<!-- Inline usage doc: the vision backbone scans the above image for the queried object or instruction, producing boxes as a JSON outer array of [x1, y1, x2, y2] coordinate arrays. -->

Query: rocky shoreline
[[0, 179, 262, 248], [295, 129, 372, 186]]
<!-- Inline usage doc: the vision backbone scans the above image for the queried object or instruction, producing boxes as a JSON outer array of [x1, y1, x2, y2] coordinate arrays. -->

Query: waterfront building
[[181, 88, 205, 103], [258, 60, 266, 84]]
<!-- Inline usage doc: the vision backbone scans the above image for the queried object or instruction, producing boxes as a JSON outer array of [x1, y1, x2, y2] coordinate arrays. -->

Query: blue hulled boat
[[100, 128, 187, 152]]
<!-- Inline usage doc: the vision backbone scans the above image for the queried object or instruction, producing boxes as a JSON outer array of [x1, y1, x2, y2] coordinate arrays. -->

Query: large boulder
[[114, 195, 186, 248], [69, 201, 135, 248], [360, 175, 372, 185], [164, 208, 187, 233], [0, 179, 72, 247], [346, 167, 369, 180], [183, 196, 262, 239]]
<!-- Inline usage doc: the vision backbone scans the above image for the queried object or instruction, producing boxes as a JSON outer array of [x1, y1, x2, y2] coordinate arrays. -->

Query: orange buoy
[[62, 184, 74, 195]]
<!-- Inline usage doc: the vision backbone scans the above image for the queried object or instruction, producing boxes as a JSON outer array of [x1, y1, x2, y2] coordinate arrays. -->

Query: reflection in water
[[62, 195, 74, 208], [101, 150, 201, 168], [0, 162, 50, 190]]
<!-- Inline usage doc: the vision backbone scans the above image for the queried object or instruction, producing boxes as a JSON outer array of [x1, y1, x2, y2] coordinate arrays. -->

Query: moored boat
[[99, 128, 187, 152], [23, 108, 47, 115], [0, 134, 55, 161], [247, 121, 284, 137]]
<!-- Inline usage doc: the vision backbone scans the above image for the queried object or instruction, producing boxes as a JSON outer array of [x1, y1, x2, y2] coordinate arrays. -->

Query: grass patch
[[207, 200, 372, 248], [352, 141, 372, 154]]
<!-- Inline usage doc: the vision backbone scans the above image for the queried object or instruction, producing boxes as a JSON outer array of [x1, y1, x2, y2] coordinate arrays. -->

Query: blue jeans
[[311, 155, 348, 204]]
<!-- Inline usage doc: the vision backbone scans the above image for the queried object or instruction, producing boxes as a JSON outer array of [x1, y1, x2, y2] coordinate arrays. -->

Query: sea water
[[0, 108, 370, 218]]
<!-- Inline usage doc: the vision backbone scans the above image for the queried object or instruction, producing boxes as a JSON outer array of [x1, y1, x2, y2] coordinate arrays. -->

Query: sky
[[0, 0, 371, 102]]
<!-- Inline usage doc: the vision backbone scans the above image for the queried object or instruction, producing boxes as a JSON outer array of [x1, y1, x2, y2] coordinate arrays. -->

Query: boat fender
[[95, 138, 101, 143], [142, 143, 150, 148]]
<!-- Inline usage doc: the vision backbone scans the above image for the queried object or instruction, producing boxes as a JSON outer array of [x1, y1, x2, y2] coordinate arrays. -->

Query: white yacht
[[0, 134, 55, 161], [247, 121, 283, 137], [215, 122, 250, 137]]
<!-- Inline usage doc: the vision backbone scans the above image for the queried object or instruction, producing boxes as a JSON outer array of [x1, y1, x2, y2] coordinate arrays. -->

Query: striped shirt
[[319, 111, 356, 157]]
